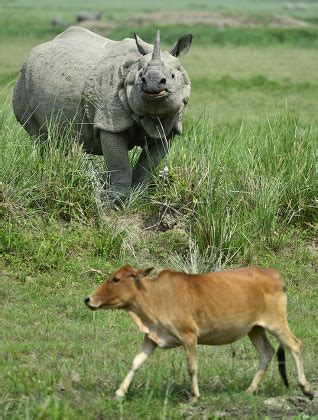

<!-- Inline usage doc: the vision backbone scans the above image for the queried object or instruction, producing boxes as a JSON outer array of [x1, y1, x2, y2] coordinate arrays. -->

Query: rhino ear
[[134, 33, 152, 56], [169, 34, 193, 57]]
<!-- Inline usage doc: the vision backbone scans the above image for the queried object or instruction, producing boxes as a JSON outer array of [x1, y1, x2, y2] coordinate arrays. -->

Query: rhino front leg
[[100, 130, 132, 201], [132, 137, 171, 188]]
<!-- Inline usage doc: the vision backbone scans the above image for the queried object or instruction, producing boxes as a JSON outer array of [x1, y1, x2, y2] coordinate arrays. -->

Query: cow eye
[[111, 277, 120, 284]]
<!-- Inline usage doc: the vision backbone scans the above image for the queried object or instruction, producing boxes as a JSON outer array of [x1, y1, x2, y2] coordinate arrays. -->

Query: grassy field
[[0, 1, 317, 418]]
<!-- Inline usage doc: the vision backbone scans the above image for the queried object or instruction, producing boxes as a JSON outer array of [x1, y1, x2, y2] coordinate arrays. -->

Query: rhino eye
[[111, 277, 120, 284], [139, 72, 143, 77], [172, 74, 175, 79]]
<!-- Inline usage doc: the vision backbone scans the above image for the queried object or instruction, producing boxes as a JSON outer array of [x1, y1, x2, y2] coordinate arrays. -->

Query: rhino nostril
[[160, 78, 166, 85]]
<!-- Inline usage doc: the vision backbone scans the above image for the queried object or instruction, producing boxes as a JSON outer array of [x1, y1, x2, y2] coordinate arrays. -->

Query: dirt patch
[[103, 212, 146, 241], [106, 209, 187, 238], [124, 11, 312, 29], [143, 207, 180, 232], [271, 15, 312, 28], [77, 11, 312, 35], [101, 208, 189, 267], [306, 237, 317, 255], [262, 395, 318, 417]]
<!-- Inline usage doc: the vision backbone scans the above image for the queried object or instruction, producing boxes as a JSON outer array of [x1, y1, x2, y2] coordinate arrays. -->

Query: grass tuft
[[0, 100, 102, 222], [152, 111, 316, 262]]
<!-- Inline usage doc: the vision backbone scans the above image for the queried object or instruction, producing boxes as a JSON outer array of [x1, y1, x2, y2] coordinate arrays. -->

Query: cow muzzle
[[84, 296, 100, 310]]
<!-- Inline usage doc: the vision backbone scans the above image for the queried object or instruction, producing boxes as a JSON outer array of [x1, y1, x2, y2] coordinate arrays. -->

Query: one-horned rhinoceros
[[13, 27, 192, 200]]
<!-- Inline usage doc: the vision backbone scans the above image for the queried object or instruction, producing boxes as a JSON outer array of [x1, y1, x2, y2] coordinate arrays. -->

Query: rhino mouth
[[141, 90, 168, 101]]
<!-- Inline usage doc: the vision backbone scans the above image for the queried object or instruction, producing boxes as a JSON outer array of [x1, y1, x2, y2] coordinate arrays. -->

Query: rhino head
[[123, 30, 192, 137]]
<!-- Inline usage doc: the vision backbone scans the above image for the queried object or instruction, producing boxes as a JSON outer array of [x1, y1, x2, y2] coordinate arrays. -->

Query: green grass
[[192, 75, 313, 94], [3, 22, 318, 49], [0, 118, 101, 222], [0, 1, 317, 417], [0, 220, 317, 418], [182, 45, 318, 123], [1, 0, 318, 18], [152, 112, 316, 263], [109, 24, 318, 48], [1, 98, 316, 257], [1, 97, 317, 417]]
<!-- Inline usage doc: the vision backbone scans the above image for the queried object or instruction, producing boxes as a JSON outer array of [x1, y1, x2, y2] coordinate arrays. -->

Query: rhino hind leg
[[24, 114, 48, 141], [13, 84, 47, 141]]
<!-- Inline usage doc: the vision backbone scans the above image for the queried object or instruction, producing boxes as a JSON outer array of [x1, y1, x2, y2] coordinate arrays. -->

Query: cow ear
[[134, 33, 152, 56], [169, 34, 193, 57], [132, 268, 154, 290], [132, 267, 154, 282], [136, 267, 154, 279], [143, 267, 154, 276]]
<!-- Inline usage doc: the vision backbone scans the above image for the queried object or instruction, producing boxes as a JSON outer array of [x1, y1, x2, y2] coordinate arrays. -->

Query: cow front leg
[[114, 335, 157, 399], [183, 336, 200, 402], [132, 137, 172, 188], [100, 131, 132, 202]]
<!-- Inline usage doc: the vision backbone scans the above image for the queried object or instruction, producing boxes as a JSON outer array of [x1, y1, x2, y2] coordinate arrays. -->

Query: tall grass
[[152, 111, 316, 264], [1, 99, 316, 264], [0, 99, 102, 222]]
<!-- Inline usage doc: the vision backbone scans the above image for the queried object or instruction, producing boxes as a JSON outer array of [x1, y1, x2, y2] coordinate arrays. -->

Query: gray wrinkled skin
[[12, 27, 192, 200]]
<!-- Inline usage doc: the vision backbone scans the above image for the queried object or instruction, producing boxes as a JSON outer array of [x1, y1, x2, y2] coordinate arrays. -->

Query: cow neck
[[125, 279, 159, 328]]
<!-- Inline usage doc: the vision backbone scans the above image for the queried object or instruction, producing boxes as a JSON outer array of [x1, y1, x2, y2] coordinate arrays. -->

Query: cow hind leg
[[246, 326, 274, 394], [114, 335, 156, 399], [267, 324, 313, 398]]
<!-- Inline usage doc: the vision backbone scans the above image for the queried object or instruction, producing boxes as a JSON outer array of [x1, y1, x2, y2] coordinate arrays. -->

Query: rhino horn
[[151, 30, 161, 61]]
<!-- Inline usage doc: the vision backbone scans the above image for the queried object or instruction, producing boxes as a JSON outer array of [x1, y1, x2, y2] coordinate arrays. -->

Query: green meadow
[[0, 0, 317, 418]]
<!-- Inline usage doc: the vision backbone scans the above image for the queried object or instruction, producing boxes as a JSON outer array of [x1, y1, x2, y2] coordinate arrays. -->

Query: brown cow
[[84, 265, 313, 401]]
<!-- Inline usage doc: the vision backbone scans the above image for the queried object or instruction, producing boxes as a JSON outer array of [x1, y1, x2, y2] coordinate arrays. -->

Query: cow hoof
[[300, 384, 314, 400], [188, 394, 199, 404], [112, 393, 124, 401], [304, 389, 315, 400]]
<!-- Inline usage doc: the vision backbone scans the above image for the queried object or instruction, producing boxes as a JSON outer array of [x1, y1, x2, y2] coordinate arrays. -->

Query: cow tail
[[277, 345, 289, 388]]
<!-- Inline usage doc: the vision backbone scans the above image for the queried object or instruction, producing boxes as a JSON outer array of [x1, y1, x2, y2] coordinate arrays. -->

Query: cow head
[[84, 265, 154, 310]]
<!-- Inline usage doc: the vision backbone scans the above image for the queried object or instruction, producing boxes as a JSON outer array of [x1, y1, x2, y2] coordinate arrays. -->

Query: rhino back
[[13, 27, 136, 131]]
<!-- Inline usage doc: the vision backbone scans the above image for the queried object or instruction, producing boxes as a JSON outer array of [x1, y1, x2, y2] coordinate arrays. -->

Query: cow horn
[[151, 30, 161, 61]]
